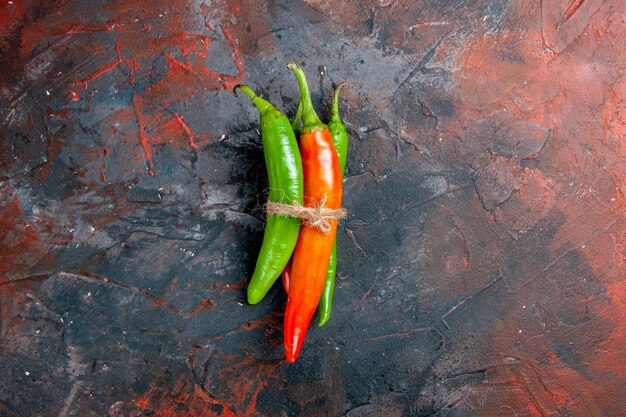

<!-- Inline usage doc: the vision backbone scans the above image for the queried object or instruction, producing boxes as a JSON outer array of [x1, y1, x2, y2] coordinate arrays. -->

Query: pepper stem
[[233, 84, 272, 114], [286, 62, 325, 132], [292, 99, 302, 135], [330, 82, 347, 124]]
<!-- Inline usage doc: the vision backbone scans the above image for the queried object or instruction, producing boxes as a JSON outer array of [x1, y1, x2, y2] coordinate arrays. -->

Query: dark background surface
[[1, 1, 625, 416]]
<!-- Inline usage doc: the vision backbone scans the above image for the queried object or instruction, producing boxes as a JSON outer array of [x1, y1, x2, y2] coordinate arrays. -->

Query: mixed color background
[[1, 0, 624, 416]]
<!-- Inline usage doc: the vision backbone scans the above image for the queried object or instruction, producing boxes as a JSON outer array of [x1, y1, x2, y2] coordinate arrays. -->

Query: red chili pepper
[[283, 62, 342, 362]]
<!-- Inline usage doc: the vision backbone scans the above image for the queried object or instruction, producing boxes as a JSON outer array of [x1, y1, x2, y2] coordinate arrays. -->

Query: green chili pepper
[[278, 100, 302, 295], [318, 82, 348, 326], [234, 84, 304, 305]]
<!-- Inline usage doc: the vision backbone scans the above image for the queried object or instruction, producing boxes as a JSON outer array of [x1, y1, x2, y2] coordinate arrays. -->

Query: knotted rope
[[266, 195, 346, 234]]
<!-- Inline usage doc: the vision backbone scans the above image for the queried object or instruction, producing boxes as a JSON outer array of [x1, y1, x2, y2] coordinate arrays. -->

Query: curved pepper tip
[[247, 289, 263, 305], [285, 343, 301, 363], [284, 329, 305, 362]]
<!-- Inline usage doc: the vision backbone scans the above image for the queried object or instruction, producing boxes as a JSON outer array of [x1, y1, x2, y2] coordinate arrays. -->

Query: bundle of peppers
[[234, 62, 348, 362]]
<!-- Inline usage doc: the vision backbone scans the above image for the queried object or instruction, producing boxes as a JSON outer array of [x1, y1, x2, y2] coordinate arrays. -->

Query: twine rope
[[266, 195, 346, 234]]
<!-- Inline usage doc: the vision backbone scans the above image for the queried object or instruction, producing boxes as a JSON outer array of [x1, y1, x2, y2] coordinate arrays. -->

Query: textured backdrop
[[1, 0, 625, 416]]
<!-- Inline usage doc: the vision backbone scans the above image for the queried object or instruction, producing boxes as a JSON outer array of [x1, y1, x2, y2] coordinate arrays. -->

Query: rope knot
[[265, 194, 346, 235]]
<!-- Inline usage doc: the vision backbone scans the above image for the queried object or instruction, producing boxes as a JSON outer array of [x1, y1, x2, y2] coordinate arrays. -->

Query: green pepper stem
[[234, 84, 272, 114], [286, 62, 325, 132], [330, 82, 347, 124], [292, 99, 302, 134]]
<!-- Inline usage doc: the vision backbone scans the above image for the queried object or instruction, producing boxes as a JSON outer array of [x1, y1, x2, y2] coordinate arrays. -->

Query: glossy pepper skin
[[318, 82, 348, 327], [283, 63, 342, 362], [234, 85, 304, 305], [279, 101, 302, 294], [281, 258, 292, 293]]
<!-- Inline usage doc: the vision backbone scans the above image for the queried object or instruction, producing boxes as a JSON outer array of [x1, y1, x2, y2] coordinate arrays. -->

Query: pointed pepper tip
[[247, 289, 262, 305]]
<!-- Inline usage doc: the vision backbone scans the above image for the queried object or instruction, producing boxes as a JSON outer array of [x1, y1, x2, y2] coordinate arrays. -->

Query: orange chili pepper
[[283, 62, 342, 362]]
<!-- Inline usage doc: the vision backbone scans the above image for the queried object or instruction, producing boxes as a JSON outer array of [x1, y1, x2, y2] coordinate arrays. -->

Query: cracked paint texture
[[1, 0, 625, 416]]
